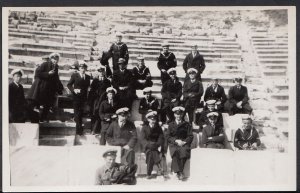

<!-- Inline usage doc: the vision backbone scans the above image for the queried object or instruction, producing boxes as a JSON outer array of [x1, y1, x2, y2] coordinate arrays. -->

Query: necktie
[[82, 74, 85, 80]]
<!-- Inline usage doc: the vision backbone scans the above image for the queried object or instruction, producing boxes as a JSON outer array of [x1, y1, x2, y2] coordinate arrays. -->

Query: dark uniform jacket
[[140, 123, 164, 152], [197, 110, 223, 128], [161, 78, 182, 108], [9, 82, 26, 122], [234, 127, 261, 150], [99, 100, 119, 122], [166, 121, 193, 158], [228, 85, 249, 105], [182, 52, 206, 80], [138, 96, 159, 115], [202, 123, 225, 146], [108, 42, 129, 66], [157, 51, 177, 83], [204, 84, 227, 104], [183, 79, 203, 109], [106, 120, 138, 148], [27, 61, 63, 105], [67, 72, 91, 101], [88, 78, 111, 114], [112, 69, 134, 91], [132, 66, 153, 90]]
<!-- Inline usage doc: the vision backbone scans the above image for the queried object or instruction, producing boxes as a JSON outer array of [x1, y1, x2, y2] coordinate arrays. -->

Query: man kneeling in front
[[95, 149, 137, 185]]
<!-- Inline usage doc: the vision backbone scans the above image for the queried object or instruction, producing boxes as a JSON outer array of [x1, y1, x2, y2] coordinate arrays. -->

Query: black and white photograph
[[2, 6, 296, 191]]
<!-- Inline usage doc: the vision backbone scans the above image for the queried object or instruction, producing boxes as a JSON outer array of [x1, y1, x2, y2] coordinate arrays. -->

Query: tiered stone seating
[[250, 29, 289, 134]]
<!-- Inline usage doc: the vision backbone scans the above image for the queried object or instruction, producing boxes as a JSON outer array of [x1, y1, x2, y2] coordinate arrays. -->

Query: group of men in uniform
[[9, 31, 262, 185]]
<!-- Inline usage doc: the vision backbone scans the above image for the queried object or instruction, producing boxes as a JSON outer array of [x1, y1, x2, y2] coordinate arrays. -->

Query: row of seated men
[[9, 69, 261, 183]]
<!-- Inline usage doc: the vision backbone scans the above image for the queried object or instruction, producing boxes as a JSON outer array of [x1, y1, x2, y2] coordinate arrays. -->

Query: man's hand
[[138, 80, 146, 84], [48, 70, 55, 75], [237, 101, 243, 109], [171, 99, 176, 103], [74, 89, 81, 94], [242, 143, 248, 149], [207, 137, 213, 141], [251, 143, 257, 150], [161, 69, 166, 73], [123, 145, 130, 150]]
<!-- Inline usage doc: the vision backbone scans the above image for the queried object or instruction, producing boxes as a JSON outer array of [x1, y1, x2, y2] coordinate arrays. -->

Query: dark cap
[[102, 149, 117, 158]]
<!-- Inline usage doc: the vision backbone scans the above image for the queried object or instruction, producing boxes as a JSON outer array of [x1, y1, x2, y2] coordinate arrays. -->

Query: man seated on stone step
[[139, 87, 160, 123], [27, 52, 64, 122], [108, 32, 129, 71], [106, 107, 137, 166], [166, 106, 193, 181], [203, 78, 227, 112], [112, 58, 137, 109], [195, 100, 223, 132], [201, 111, 225, 149], [224, 77, 253, 116], [95, 149, 137, 185], [234, 116, 261, 150], [9, 69, 26, 123], [140, 111, 165, 179], [182, 68, 204, 124], [99, 87, 119, 145], [157, 43, 177, 85], [88, 66, 112, 135], [182, 45, 206, 82], [132, 56, 153, 90], [99, 51, 113, 80], [67, 62, 91, 136], [161, 68, 182, 124]]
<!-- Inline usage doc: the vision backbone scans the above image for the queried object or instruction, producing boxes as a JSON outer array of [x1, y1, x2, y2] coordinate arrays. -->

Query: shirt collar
[[14, 81, 19, 87]]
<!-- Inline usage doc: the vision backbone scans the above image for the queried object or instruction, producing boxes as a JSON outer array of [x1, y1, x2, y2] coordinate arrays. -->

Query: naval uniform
[[108, 42, 129, 71], [234, 127, 261, 150], [106, 120, 138, 165], [166, 121, 193, 174], [157, 52, 177, 84], [161, 78, 182, 123], [224, 85, 252, 115], [182, 51, 206, 81], [138, 96, 160, 121], [201, 123, 225, 149], [204, 84, 227, 111], [132, 66, 153, 90], [9, 82, 26, 123], [98, 99, 119, 145], [67, 72, 91, 135], [140, 123, 164, 176], [182, 79, 203, 123]]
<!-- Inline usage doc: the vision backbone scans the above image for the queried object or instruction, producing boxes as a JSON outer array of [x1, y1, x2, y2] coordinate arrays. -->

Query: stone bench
[[37, 17, 85, 26], [9, 123, 39, 147]]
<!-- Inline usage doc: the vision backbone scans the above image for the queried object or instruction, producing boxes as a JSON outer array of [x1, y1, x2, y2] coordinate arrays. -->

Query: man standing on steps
[[224, 77, 253, 116], [157, 43, 177, 85], [27, 52, 63, 122], [182, 45, 206, 82], [67, 62, 91, 136], [108, 32, 129, 71], [106, 107, 137, 166]]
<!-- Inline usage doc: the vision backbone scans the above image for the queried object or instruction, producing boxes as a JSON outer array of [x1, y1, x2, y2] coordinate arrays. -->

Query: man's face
[[207, 104, 215, 111], [118, 113, 128, 122], [188, 72, 196, 79], [192, 47, 197, 54], [119, 63, 126, 70], [50, 57, 59, 65], [242, 119, 252, 129], [162, 46, 169, 53], [147, 117, 156, 125], [79, 67, 86, 74], [99, 71, 105, 77], [13, 74, 22, 83], [137, 61, 145, 69], [174, 112, 182, 121], [107, 92, 114, 100], [116, 36, 122, 43], [145, 92, 151, 99], [209, 116, 217, 124], [170, 73, 176, 80], [212, 79, 218, 87], [105, 155, 116, 168], [235, 80, 242, 86]]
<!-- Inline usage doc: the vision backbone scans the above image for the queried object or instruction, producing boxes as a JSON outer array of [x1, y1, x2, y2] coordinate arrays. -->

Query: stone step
[[263, 69, 287, 76], [263, 63, 287, 69], [257, 54, 288, 59], [125, 33, 215, 42], [128, 49, 242, 59], [37, 17, 86, 26], [273, 113, 289, 122], [127, 44, 241, 53], [270, 93, 289, 100], [39, 135, 75, 146], [255, 46, 288, 50], [274, 83, 289, 90], [9, 31, 94, 45], [11, 42, 92, 53], [258, 59, 288, 64], [255, 50, 288, 54], [272, 102, 289, 111], [252, 42, 288, 46], [9, 47, 89, 60], [251, 38, 276, 42]]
